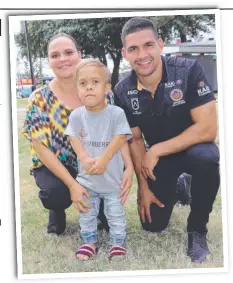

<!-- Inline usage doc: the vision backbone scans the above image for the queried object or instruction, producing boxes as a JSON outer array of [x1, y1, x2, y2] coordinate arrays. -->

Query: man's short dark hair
[[121, 17, 158, 46]]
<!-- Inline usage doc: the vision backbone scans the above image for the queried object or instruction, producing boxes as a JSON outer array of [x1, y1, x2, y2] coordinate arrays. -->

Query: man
[[114, 17, 220, 263]]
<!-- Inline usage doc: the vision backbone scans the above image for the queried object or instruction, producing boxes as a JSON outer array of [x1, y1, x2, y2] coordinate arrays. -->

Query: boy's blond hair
[[75, 58, 111, 84]]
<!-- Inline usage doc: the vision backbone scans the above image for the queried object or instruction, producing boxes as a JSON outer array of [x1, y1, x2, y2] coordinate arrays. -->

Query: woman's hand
[[68, 180, 92, 213]]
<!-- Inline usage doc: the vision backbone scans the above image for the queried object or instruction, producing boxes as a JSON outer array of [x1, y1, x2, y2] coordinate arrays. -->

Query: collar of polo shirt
[[136, 78, 155, 98]]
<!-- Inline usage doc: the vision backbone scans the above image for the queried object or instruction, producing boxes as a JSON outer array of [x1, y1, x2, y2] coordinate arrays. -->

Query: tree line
[[15, 14, 215, 88]]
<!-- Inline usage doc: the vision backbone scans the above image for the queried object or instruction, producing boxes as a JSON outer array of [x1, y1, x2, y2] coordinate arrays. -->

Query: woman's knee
[[33, 166, 72, 210], [39, 186, 72, 210]]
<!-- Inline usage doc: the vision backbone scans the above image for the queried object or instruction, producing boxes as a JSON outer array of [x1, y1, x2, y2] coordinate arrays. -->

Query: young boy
[[65, 59, 133, 261]]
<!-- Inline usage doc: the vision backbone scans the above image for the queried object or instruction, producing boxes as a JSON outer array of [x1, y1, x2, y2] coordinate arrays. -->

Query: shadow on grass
[[61, 222, 79, 237]]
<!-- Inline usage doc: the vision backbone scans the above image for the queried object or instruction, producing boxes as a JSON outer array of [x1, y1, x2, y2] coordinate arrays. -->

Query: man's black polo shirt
[[114, 55, 215, 147]]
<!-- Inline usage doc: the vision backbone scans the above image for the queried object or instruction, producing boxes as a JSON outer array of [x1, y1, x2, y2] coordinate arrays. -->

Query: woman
[[22, 33, 133, 235]]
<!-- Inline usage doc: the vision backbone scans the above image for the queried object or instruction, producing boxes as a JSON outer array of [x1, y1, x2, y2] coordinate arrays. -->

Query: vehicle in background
[[41, 76, 54, 85], [17, 84, 36, 98], [16, 76, 53, 98]]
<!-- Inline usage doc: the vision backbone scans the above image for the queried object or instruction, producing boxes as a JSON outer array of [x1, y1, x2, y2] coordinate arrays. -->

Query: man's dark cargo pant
[[141, 142, 220, 233]]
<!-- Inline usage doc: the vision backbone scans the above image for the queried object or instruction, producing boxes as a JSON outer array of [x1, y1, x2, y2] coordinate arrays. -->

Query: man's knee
[[142, 219, 169, 232], [140, 203, 173, 232]]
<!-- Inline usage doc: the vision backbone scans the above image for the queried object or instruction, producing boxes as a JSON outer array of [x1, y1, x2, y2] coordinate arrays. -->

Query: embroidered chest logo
[[128, 89, 138, 95], [199, 81, 205, 88], [131, 98, 140, 110], [176, 79, 182, 85], [170, 89, 186, 106], [165, 81, 175, 88], [165, 80, 183, 88], [197, 81, 211, 96]]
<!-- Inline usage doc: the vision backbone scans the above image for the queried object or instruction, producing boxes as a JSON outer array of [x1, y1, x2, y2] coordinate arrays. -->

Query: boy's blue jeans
[[79, 190, 126, 245]]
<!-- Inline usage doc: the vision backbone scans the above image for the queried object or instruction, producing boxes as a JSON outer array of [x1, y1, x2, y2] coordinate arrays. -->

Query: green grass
[[17, 98, 28, 108], [17, 105, 224, 275]]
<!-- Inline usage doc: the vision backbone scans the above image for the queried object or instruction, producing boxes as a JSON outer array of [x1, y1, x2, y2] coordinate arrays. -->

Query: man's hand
[[141, 150, 159, 181], [138, 184, 164, 223], [119, 166, 134, 204], [89, 156, 109, 175], [68, 180, 92, 213]]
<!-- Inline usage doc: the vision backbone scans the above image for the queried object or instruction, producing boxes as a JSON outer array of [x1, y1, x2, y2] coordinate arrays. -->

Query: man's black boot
[[47, 210, 66, 235], [188, 231, 210, 263]]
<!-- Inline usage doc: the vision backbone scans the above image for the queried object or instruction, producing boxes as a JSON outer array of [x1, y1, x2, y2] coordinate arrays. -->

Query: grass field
[[17, 98, 28, 108], [16, 102, 224, 275]]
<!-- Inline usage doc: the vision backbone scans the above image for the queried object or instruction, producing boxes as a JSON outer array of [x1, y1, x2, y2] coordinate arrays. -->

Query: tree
[[152, 14, 215, 43], [16, 53, 45, 80], [15, 15, 215, 87], [55, 17, 131, 87], [15, 17, 130, 87]]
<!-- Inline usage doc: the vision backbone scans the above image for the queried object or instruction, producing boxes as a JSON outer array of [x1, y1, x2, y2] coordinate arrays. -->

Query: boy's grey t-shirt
[[65, 105, 132, 194]]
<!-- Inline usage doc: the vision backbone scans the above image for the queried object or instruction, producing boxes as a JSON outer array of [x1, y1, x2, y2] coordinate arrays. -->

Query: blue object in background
[[18, 85, 35, 98]]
